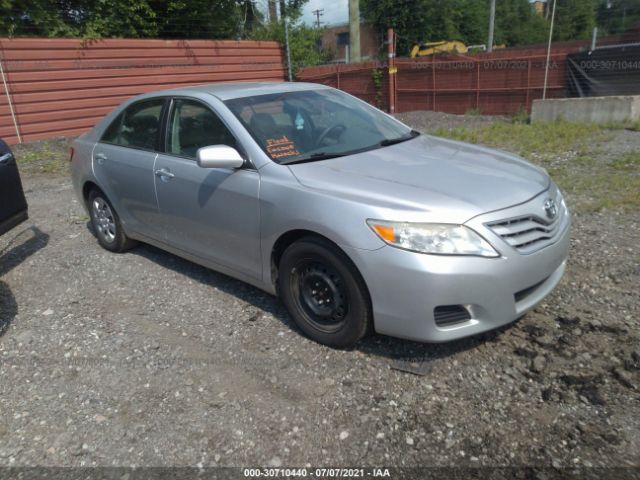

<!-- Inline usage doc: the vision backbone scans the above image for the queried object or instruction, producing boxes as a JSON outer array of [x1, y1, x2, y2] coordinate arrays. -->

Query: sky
[[253, 0, 349, 26], [300, 0, 349, 27]]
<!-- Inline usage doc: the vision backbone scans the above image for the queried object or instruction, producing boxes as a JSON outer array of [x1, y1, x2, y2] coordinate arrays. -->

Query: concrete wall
[[531, 96, 640, 124]]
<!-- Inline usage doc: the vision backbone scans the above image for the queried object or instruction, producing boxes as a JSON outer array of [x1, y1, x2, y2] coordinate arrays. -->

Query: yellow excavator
[[410, 41, 505, 58], [410, 41, 468, 58]]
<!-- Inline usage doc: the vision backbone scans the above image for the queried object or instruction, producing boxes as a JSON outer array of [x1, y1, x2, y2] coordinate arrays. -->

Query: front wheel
[[88, 189, 136, 253], [278, 236, 372, 348]]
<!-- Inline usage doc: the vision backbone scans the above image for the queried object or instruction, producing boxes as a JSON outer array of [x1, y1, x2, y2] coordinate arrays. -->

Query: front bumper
[[344, 194, 571, 343]]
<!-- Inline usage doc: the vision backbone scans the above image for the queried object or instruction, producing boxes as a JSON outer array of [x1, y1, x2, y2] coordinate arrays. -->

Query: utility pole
[[348, 0, 361, 63], [487, 0, 496, 52], [542, 0, 557, 100], [281, 0, 292, 81], [312, 8, 324, 28], [268, 0, 277, 23]]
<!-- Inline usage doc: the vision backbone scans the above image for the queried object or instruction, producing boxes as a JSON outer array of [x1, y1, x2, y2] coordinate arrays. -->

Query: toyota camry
[[71, 82, 570, 347]]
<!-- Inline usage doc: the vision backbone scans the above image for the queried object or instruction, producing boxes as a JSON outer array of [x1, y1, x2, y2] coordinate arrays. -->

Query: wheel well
[[82, 182, 99, 202], [270, 230, 358, 288], [270, 229, 374, 334], [82, 181, 101, 203]]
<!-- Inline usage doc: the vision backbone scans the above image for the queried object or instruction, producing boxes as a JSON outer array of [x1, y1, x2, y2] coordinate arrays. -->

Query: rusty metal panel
[[0, 38, 285, 144], [298, 47, 581, 116]]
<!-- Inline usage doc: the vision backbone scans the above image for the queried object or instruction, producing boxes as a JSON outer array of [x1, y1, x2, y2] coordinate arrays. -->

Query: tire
[[278, 236, 372, 348], [87, 189, 136, 253]]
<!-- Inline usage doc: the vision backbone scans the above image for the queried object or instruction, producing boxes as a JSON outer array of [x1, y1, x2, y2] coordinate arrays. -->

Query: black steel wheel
[[278, 236, 371, 348]]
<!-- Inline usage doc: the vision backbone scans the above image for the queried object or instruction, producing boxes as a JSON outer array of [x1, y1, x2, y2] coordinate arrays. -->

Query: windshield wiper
[[280, 152, 347, 165], [378, 129, 420, 147]]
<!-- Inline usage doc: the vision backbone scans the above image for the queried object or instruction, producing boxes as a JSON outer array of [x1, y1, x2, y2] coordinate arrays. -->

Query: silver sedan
[[71, 82, 570, 347]]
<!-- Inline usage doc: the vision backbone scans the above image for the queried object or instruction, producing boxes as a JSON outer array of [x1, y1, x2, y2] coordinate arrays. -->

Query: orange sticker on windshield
[[266, 135, 300, 159]]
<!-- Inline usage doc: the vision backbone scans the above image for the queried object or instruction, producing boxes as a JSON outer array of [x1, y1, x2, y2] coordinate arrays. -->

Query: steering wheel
[[316, 124, 347, 147]]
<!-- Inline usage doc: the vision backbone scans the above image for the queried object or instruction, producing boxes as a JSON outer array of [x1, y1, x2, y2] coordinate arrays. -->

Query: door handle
[[95, 152, 107, 165], [0, 152, 13, 165], [155, 168, 175, 180]]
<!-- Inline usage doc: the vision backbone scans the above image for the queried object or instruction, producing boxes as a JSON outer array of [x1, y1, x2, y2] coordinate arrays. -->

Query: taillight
[[69, 147, 75, 162]]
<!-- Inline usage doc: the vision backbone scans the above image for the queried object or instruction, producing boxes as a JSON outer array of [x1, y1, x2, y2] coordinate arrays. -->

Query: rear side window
[[167, 98, 237, 158], [101, 99, 165, 151]]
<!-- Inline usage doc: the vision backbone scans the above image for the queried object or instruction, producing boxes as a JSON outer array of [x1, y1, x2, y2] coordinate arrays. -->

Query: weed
[[12, 138, 71, 175], [511, 105, 529, 124], [465, 107, 482, 116]]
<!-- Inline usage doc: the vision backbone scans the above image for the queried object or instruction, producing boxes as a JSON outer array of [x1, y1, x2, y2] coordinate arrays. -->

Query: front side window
[[224, 89, 413, 164], [101, 99, 164, 151], [167, 99, 237, 158]]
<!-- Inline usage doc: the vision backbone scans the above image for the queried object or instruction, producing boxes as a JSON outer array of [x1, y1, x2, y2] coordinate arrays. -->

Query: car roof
[[141, 82, 332, 101]]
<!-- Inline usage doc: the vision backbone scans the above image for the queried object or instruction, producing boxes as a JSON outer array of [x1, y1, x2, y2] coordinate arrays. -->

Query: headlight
[[367, 220, 499, 257]]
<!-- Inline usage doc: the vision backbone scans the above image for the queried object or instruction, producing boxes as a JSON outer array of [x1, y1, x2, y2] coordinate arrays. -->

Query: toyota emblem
[[543, 198, 558, 219]]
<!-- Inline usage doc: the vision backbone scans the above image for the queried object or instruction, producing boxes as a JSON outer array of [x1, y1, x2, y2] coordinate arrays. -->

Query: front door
[[154, 98, 261, 279], [92, 98, 166, 239], [0, 139, 28, 236]]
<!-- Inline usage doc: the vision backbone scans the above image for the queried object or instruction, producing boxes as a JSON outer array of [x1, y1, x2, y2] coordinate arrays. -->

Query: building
[[531, 0, 547, 16], [320, 23, 379, 63]]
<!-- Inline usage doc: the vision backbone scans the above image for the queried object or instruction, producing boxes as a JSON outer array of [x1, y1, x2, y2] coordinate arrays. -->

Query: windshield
[[224, 89, 414, 164]]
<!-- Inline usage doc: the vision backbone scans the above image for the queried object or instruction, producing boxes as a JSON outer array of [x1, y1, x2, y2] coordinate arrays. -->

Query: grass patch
[[548, 166, 640, 213], [600, 119, 640, 132], [610, 151, 640, 171], [12, 138, 71, 175], [430, 120, 609, 158], [428, 120, 639, 213]]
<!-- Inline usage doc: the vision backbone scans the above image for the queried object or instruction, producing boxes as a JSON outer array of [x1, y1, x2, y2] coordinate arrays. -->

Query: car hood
[[287, 134, 549, 223]]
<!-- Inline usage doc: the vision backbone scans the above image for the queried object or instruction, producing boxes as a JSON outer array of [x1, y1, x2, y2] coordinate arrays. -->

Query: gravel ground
[[1, 112, 639, 471]]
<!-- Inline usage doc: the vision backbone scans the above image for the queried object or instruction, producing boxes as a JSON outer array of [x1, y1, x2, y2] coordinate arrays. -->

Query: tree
[[149, 0, 242, 39], [493, 0, 548, 46], [0, 0, 261, 39], [361, 0, 550, 56], [251, 11, 330, 78], [597, 0, 640, 35], [553, 0, 598, 40]]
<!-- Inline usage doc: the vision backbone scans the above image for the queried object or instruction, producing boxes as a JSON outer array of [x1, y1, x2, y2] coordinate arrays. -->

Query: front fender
[[258, 163, 386, 290]]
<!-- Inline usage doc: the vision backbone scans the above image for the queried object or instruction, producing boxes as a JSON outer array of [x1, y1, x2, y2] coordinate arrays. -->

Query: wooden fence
[[0, 38, 286, 144]]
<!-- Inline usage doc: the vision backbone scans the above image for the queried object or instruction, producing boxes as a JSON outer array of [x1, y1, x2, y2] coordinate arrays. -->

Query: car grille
[[434, 305, 471, 327], [486, 193, 567, 255]]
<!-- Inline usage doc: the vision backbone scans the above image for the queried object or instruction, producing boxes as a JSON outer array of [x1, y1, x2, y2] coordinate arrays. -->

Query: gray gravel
[[1, 116, 639, 469]]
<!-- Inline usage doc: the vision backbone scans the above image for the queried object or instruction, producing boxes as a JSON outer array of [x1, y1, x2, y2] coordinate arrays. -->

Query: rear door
[[93, 98, 166, 240], [0, 139, 28, 236]]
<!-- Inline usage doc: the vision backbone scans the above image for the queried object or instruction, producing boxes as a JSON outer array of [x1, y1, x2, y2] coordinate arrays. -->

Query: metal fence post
[[525, 59, 532, 111], [476, 61, 481, 110], [387, 28, 396, 114], [431, 55, 436, 111], [0, 50, 22, 143]]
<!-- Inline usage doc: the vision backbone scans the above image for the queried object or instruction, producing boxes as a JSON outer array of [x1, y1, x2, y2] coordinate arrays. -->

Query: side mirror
[[196, 145, 244, 169]]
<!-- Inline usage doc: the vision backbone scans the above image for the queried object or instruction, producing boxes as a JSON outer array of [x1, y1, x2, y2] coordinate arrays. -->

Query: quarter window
[[167, 99, 237, 158], [101, 99, 164, 151]]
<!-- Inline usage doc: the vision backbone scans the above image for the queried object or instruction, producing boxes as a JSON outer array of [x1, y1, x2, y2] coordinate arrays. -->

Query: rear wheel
[[278, 236, 371, 348], [88, 189, 136, 252]]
